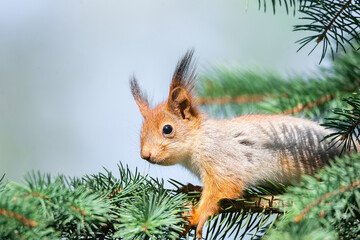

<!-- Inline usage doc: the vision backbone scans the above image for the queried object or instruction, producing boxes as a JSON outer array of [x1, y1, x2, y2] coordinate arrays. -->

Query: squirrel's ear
[[130, 76, 150, 117], [167, 50, 198, 120], [168, 87, 195, 120]]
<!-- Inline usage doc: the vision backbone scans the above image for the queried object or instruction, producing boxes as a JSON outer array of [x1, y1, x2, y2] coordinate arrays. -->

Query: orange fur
[[190, 180, 241, 236], [185, 167, 243, 238]]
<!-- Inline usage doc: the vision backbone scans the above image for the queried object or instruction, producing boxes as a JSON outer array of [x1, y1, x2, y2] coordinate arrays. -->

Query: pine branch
[[2, 164, 284, 240], [170, 180, 286, 240], [175, 182, 286, 215], [281, 94, 335, 114], [315, 0, 353, 44], [218, 195, 284, 215], [0, 187, 60, 239], [295, 0, 360, 62], [1, 152, 358, 239], [264, 154, 360, 240], [294, 178, 360, 223], [322, 90, 360, 155], [0, 165, 190, 240], [197, 48, 360, 119], [196, 95, 265, 105], [0, 208, 38, 228], [254, 0, 360, 62]]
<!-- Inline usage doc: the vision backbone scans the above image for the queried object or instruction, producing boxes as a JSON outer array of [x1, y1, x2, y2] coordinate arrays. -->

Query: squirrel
[[130, 50, 341, 238]]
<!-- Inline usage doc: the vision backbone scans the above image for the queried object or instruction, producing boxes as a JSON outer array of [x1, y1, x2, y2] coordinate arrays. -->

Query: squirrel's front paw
[[181, 205, 199, 235], [182, 205, 207, 239]]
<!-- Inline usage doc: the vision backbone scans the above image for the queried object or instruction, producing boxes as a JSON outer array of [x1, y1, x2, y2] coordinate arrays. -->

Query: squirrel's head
[[130, 50, 201, 166]]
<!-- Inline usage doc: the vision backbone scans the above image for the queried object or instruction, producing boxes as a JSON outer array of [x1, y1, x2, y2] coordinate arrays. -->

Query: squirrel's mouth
[[146, 158, 165, 165], [148, 158, 175, 166], [147, 159, 157, 164]]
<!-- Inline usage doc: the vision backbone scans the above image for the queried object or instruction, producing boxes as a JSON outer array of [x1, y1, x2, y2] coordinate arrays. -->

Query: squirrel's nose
[[141, 149, 151, 161]]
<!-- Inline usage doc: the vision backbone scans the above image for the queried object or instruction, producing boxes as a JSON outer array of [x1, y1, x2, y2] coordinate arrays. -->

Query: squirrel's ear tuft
[[130, 76, 150, 117], [169, 49, 196, 96]]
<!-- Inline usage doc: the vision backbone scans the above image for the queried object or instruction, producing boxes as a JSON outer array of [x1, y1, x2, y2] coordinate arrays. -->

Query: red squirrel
[[130, 50, 341, 238]]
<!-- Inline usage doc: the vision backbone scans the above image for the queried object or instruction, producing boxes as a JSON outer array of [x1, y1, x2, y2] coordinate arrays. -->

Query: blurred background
[[0, 0, 325, 187]]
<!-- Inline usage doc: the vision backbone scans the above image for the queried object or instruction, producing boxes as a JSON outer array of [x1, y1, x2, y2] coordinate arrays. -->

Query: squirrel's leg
[[191, 192, 219, 238], [190, 179, 242, 239]]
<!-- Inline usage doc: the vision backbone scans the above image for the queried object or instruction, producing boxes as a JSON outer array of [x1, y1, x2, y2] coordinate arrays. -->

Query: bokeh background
[[0, 0, 326, 187]]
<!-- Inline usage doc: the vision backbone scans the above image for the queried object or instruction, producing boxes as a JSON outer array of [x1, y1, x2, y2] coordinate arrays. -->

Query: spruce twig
[[265, 154, 360, 240], [295, 0, 360, 62], [282, 94, 335, 114], [0, 208, 38, 228], [315, 0, 353, 44], [294, 179, 360, 222], [322, 91, 360, 155], [197, 95, 265, 105], [198, 49, 360, 119]]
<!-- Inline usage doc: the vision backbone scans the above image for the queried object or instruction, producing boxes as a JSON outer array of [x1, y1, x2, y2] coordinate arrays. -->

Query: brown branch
[[0, 208, 38, 227], [294, 179, 360, 222], [282, 94, 335, 115], [197, 94, 335, 115], [21, 192, 51, 201], [316, 0, 352, 43], [181, 184, 285, 215], [341, 116, 360, 140], [107, 188, 123, 199], [71, 206, 86, 216], [196, 95, 265, 105], [218, 195, 285, 215]]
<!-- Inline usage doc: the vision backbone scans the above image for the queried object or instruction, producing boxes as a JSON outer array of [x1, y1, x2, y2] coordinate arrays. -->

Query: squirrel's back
[[189, 114, 339, 187]]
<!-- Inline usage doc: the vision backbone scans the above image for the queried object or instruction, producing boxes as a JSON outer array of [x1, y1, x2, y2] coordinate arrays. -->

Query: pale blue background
[[0, 0, 326, 188]]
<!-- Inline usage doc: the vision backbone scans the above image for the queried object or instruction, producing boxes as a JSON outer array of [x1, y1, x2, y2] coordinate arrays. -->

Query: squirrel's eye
[[162, 124, 173, 136]]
